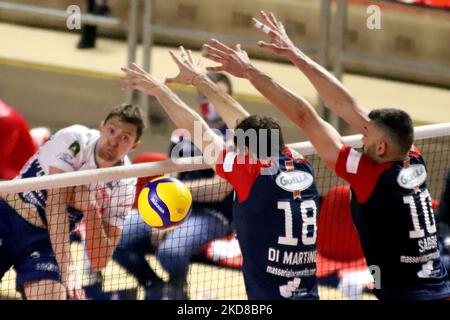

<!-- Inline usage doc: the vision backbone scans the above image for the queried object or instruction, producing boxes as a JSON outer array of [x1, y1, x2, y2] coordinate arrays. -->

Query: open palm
[[120, 63, 165, 96], [165, 46, 204, 85], [202, 39, 252, 78], [253, 10, 296, 57]]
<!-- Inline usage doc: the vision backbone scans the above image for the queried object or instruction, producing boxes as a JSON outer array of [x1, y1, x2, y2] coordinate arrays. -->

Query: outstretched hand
[[201, 39, 252, 78], [253, 10, 297, 57], [165, 46, 204, 85], [120, 63, 165, 96]]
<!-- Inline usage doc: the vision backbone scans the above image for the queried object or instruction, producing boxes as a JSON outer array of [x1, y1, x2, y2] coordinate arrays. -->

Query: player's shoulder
[[282, 146, 310, 166], [52, 125, 99, 145], [57, 124, 97, 137], [283, 146, 306, 160], [408, 144, 423, 159]]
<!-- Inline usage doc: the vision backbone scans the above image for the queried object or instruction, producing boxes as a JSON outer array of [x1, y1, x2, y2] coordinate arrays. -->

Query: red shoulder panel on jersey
[[283, 146, 309, 164], [335, 145, 393, 203], [216, 149, 269, 202], [408, 144, 421, 158]]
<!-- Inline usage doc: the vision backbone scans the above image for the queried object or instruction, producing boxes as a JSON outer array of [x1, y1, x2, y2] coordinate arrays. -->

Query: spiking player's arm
[[202, 40, 343, 170], [165, 47, 249, 129], [253, 11, 369, 134], [46, 167, 85, 300], [85, 215, 121, 270], [121, 64, 225, 169], [73, 185, 122, 271]]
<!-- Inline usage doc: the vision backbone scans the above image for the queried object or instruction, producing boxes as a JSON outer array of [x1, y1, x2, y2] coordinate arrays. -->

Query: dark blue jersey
[[336, 145, 450, 300], [437, 171, 450, 228], [216, 147, 320, 300]]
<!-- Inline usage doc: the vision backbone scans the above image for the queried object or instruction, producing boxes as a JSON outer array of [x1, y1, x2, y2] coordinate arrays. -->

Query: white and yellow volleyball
[[138, 177, 192, 230]]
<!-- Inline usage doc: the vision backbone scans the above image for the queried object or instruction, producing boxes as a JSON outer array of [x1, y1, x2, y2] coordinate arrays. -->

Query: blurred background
[[0, 0, 449, 158]]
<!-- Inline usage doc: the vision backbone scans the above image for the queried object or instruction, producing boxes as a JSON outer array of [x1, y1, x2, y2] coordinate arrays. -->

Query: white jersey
[[17, 124, 136, 229]]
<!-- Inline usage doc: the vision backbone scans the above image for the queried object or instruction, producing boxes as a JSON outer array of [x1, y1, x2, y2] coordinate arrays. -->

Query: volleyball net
[[0, 123, 449, 300]]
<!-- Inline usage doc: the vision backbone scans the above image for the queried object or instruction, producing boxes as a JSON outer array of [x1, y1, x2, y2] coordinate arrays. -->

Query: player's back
[[349, 148, 450, 300], [230, 147, 320, 300]]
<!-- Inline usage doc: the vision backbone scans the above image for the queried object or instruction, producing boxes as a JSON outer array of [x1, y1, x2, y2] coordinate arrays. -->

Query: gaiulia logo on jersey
[[275, 171, 314, 192], [397, 164, 427, 189]]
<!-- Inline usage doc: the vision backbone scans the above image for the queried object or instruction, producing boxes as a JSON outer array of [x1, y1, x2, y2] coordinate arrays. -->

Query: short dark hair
[[234, 115, 285, 159], [368, 108, 414, 156], [104, 103, 145, 141], [207, 72, 233, 95]]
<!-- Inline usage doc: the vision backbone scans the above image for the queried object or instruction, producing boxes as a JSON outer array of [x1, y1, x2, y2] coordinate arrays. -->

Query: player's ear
[[377, 139, 387, 157], [99, 120, 105, 132], [131, 139, 141, 151]]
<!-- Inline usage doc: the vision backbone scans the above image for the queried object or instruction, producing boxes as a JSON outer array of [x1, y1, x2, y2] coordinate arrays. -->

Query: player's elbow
[[294, 107, 316, 130], [292, 107, 309, 128]]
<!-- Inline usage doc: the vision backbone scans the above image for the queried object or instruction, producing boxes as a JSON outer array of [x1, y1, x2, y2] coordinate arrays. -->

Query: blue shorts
[[0, 199, 61, 292]]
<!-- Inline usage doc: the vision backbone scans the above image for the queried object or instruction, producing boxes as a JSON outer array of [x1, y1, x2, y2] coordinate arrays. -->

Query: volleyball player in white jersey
[[0, 104, 144, 300]]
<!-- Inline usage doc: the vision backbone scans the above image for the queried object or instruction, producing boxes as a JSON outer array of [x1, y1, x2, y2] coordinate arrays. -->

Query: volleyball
[[137, 177, 192, 229]]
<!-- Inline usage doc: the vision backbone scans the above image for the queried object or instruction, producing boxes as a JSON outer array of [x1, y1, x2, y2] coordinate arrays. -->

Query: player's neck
[[376, 154, 404, 164]]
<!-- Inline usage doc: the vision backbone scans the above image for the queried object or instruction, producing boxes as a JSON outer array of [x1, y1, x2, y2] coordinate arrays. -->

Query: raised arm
[[254, 11, 369, 134], [165, 47, 249, 129], [202, 40, 343, 170], [121, 64, 225, 168]]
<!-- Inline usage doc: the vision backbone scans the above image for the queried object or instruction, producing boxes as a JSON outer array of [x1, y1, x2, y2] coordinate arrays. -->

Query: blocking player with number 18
[[200, 11, 450, 300]]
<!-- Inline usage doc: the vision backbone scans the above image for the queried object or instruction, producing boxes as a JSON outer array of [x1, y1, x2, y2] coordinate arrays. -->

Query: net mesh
[[0, 124, 449, 300]]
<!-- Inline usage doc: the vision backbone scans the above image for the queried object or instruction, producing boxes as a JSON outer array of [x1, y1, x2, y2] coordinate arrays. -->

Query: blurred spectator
[[77, 0, 111, 49], [0, 100, 35, 180]]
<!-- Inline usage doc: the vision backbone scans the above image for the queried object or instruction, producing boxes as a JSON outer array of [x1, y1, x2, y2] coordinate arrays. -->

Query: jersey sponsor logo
[[68, 141, 80, 156], [275, 171, 314, 192], [417, 261, 441, 279], [400, 250, 440, 264], [279, 277, 306, 298], [397, 164, 427, 189], [266, 266, 316, 278], [56, 152, 74, 166], [36, 262, 59, 273]]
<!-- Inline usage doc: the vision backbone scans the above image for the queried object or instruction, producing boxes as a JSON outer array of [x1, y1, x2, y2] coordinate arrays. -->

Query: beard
[[363, 144, 377, 160]]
